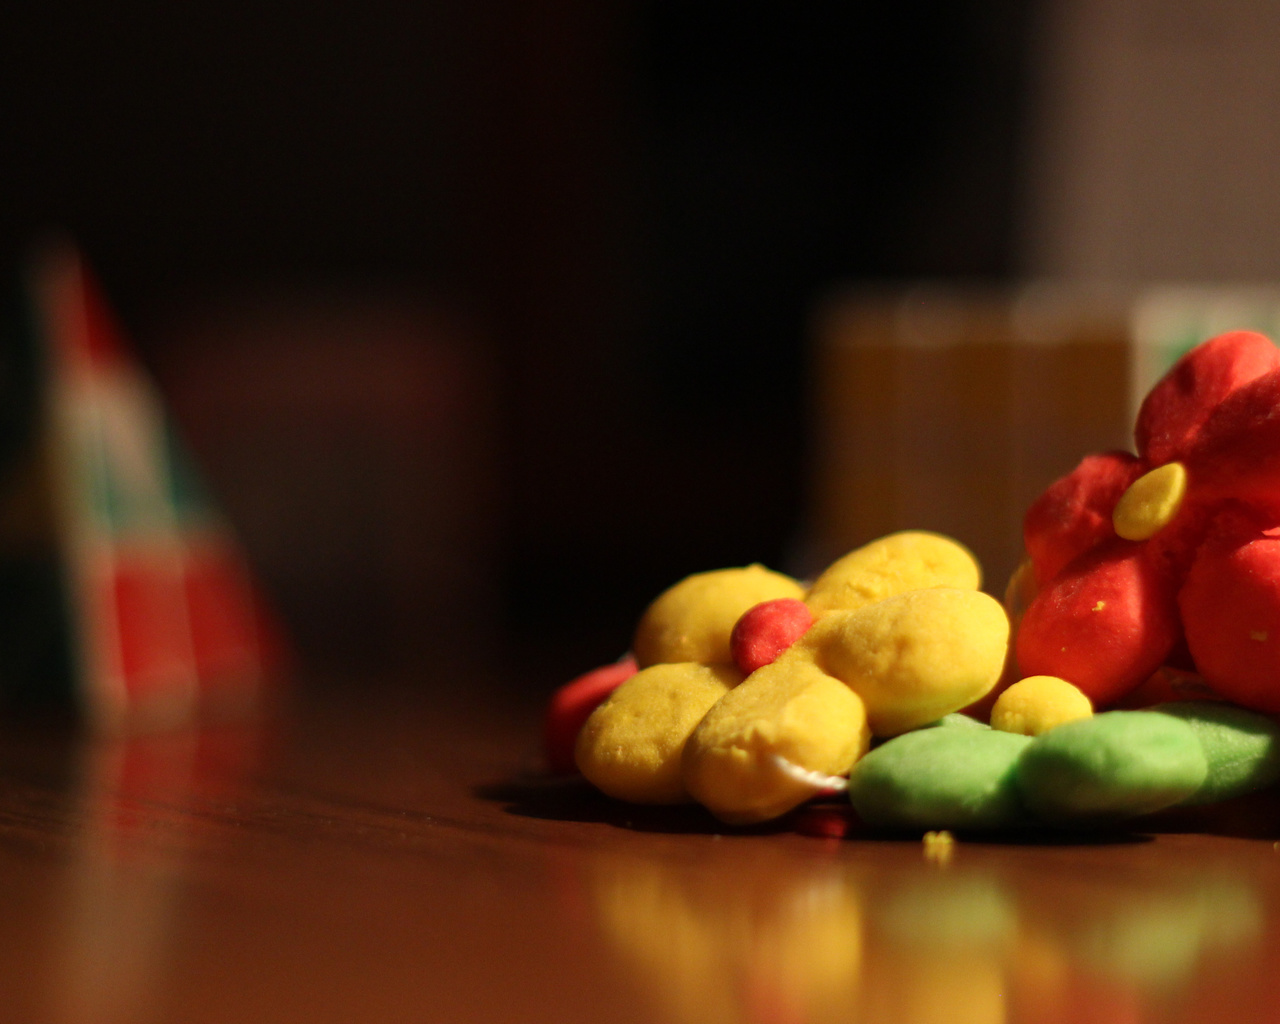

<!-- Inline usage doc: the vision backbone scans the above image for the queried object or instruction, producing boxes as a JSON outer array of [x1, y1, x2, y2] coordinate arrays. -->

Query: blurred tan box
[[806, 283, 1280, 597]]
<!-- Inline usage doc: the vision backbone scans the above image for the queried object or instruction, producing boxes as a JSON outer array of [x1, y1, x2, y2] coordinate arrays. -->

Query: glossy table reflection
[[0, 676, 1278, 1024]]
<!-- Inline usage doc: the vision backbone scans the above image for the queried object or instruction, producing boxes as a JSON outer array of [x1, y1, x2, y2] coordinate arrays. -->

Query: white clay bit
[[771, 754, 849, 794]]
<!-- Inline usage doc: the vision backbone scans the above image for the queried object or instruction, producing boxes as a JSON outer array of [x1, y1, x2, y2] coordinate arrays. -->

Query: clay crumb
[[923, 830, 955, 865]]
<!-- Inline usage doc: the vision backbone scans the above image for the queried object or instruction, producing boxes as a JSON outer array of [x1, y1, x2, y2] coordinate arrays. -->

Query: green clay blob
[[1152, 701, 1280, 804], [848, 726, 1032, 831], [1016, 711, 1208, 822]]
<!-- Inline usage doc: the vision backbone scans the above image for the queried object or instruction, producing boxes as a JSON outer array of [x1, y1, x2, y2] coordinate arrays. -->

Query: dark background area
[[0, 1, 1036, 684]]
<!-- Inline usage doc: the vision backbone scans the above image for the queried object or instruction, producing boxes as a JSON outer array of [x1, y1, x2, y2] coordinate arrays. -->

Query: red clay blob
[[1140, 494, 1220, 581], [1185, 367, 1280, 516], [730, 598, 815, 676], [543, 656, 638, 774], [1023, 451, 1143, 586], [1136, 330, 1280, 465], [1179, 513, 1280, 714], [1015, 539, 1180, 708]]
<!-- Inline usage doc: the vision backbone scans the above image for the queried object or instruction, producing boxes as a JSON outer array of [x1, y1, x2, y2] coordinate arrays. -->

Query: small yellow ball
[[990, 675, 1093, 737]]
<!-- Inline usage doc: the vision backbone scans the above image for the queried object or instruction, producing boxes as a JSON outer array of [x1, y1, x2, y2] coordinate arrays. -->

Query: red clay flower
[[1016, 330, 1280, 712]]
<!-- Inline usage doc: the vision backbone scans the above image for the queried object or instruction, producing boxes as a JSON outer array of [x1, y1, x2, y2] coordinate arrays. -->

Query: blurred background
[[3, 0, 1279, 694]]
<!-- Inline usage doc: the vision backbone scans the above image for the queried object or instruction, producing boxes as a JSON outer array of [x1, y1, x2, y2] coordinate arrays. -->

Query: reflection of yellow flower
[[861, 870, 1016, 1024], [577, 837, 1267, 1024], [588, 852, 863, 1024], [861, 955, 1008, 1024]]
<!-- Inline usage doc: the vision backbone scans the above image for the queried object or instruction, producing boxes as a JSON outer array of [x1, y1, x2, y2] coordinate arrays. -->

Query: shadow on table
[[1142, 789, 1280, 840], [478, 774, 1175, 845], [475, 775, 795, 835]]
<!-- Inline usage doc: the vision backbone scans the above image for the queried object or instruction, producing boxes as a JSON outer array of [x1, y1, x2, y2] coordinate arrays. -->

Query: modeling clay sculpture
[[543, 331, 1280, 832]]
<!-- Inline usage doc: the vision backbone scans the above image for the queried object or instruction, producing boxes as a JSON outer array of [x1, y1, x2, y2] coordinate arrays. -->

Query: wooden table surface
[[1, 673, 1278, 1024]]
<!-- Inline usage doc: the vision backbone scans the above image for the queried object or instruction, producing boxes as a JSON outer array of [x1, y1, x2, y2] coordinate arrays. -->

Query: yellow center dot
[[1113, 462, 1188, 541]]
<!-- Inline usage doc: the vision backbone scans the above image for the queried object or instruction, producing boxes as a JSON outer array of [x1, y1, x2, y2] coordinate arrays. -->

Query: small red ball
[[730, 598, 814, 675]]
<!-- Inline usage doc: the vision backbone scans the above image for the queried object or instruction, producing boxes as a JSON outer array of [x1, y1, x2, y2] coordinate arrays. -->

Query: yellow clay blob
[[575, 662, 742, 804], [804, 531, 981, 616], [632, 564, 805, 668], [796, 587, 1010, 737], [1113, 462, 1187, 541], [990, 675, 1092, 736], [683, 654, 871, 824]]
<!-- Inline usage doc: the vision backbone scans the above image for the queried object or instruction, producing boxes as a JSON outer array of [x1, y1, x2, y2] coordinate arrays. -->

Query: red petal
[[1024, 451, 1143, 586], [1015, 538, 1180, 707], [1136, 330, 1280, 464], [1179, 510, 1280, 714], [1184, 366, 1280, 516]]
